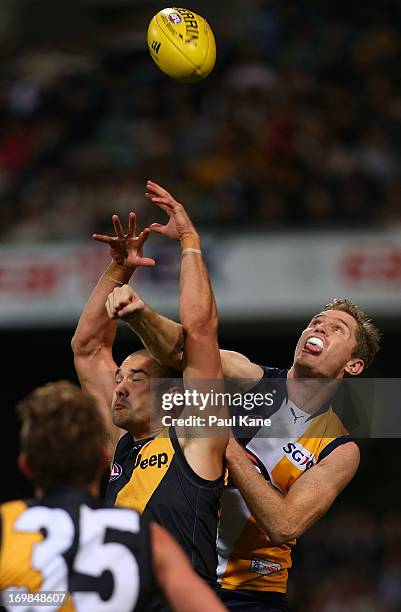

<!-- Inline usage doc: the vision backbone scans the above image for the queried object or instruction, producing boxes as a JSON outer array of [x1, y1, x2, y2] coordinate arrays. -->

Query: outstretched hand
[[145, 180, 198, 241], [92, 212, 156, 269]]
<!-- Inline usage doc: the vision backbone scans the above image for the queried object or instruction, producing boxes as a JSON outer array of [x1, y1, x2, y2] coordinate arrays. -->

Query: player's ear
[[169, 385, 183, 417], [18, 453, 33, 479], [344, 357, 364, 376]]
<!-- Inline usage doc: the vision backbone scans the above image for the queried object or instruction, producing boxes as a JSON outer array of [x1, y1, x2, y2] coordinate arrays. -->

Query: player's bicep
[[74, 351, 124, 449], [74, 350, 116, 408], [286, 441, 360, 537], [183, 333, 223, 380], [179, 334, 227, 478]]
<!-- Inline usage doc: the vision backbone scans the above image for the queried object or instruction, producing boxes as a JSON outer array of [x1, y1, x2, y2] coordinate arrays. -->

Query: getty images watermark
[[150, 378, 401, 438], [160, 388, 275, 428]]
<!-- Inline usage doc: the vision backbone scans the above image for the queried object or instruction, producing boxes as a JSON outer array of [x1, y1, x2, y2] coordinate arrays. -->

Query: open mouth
[[303, 336, 324, 355], [113, 402, 128, 410]]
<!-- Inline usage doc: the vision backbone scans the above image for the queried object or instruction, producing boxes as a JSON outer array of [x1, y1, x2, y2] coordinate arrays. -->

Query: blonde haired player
[[115, 247, 380, 610]]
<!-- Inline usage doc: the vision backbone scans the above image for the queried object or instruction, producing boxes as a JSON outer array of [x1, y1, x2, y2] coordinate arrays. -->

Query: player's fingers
[[119, 283, 134, 300], [113, 292, 130, 316], [117, 304, 139, 319], [149, 223, 167, 234], [152, 196, 175, 209], [145, 192, 171, 206], [92, 233, 113, 244], [146, 195, 174, 215], [112, 215, 125, 239], [137, 257, 156, 267], [105, 296, 114, 320], [146, 180, 171, 198], [136, 227, 151, 247], [128, 211, 136, 238]]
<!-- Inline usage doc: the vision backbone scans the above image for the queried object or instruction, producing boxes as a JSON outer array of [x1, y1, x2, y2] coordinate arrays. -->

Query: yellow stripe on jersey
[[115, 434, 174, 514], [0, 501, 75, 611], [219, 406, 349, 593], [221, 513, 291, 592], [0, 501, 43, 591]]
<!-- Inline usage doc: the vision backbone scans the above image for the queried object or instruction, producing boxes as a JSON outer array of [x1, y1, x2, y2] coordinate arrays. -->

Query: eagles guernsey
[[218, 366, 352, 594], [106, 425, 224, 588], [0, 489, 154, 612]]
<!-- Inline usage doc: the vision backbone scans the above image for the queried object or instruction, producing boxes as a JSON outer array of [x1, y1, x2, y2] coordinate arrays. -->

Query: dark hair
[[323, 298, 380, 368], [18, 381, 107, 491]]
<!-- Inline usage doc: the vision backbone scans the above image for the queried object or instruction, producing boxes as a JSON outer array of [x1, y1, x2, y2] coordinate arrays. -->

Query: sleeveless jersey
[[106, 426, 224, 588], [218, 366, 352, 593], [0, 488, 154, 612]]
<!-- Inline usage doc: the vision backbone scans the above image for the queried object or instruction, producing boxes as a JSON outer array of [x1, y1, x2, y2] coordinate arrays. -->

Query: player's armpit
[[220, 350, 264, 388], [150, 522, 226, 612]]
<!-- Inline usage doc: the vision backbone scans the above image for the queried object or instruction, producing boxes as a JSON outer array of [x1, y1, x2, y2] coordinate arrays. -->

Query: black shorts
[[220, 588, 289, 612]]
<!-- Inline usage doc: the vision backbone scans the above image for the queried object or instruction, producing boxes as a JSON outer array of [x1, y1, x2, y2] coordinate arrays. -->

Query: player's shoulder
[[114, 431, 135, 455], [260, 366, 288, 379], [318, 436, 360, 467], [0, 498, 31, 521]]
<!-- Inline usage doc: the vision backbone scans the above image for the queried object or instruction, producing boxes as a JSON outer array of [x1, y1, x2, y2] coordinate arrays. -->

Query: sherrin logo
[[283, 442, 315, 471], [109, 462, 122, 482], [168, 12, 183, 25]]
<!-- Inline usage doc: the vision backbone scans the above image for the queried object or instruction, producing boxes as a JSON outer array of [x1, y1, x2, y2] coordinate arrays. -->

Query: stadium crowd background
[[1, 1, 400, 610], [0, 0, 400, 239]]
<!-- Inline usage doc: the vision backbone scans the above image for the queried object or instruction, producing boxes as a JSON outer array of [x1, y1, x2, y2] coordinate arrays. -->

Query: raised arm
[[121, 293, 264, 383], [149, 180, 229, 477], [71, 213, 155, 449], [108, 181, 230, 478]]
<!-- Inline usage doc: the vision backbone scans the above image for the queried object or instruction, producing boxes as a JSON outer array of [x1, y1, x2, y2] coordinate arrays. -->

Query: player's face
[[292, 309, 364, 378], [112, 352, 160, 437]]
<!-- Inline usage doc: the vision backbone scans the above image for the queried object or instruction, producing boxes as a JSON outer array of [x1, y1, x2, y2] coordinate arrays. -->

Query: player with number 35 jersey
[[0, 381, 225, 612]]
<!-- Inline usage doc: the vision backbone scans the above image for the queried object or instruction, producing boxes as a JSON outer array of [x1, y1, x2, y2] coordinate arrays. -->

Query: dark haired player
[[0, 381, 225, 611], [72, 183, 228, 592]]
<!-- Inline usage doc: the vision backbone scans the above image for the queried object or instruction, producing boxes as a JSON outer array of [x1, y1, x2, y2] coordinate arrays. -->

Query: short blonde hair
[[323, 298, 380, 368]]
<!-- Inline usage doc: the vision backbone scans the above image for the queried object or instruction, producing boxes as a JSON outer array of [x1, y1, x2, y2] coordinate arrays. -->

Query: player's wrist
[[103, 261, 135, 285], [180, 233, 201, 251]]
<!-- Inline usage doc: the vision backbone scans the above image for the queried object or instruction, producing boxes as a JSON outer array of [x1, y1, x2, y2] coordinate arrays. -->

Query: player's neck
[[35, 481, 100, 499], [131, 424, 165, 441], [286, 368, 340, 415]]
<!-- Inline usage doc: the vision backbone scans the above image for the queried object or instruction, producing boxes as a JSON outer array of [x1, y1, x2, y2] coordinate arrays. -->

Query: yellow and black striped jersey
[[218, 366, 352, 594], [106, 426, 224, 589], [0, 488, 154, 611]]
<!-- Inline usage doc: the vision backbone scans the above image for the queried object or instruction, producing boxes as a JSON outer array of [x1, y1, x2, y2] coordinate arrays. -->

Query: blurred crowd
[[291, 509, 401, 612], [0, 0, 399, 240]]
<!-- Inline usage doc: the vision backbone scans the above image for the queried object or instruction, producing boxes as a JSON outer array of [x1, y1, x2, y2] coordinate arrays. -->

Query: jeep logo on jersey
[[283, 442, 315, 470], [109, 462, 122, 482], [134, 452, 168, 470]]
